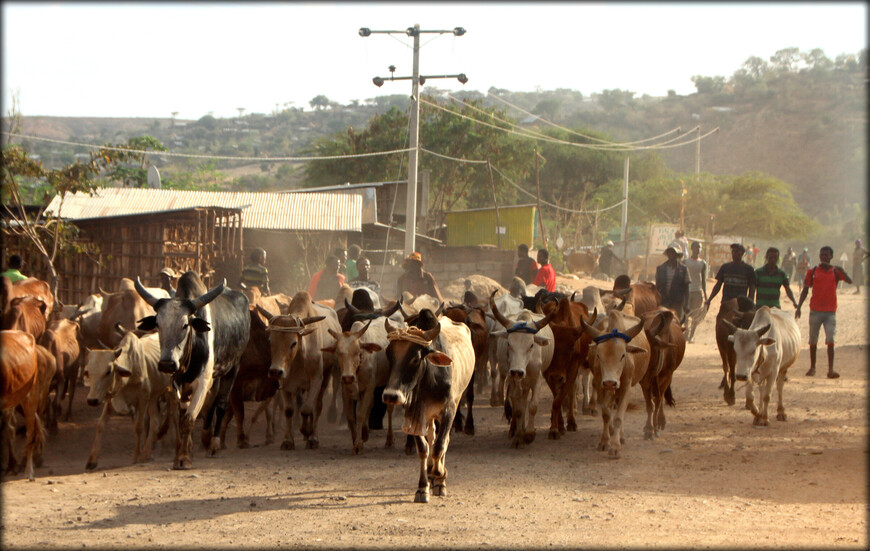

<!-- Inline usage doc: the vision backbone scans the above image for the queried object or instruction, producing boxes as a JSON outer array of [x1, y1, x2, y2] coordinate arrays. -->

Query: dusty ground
[[2, 277, 867, 549]]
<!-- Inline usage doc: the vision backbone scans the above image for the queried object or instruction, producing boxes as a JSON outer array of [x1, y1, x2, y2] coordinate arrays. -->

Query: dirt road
[[2, 278, 866, 549]]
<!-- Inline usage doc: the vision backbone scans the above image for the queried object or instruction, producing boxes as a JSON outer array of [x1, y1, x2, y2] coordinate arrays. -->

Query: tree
[[309, 95, 331, 111], [104, 136, 168, 187], [691, 75, 726, 94], [2, 142, 139, 308], [770, 47, 801, 73]]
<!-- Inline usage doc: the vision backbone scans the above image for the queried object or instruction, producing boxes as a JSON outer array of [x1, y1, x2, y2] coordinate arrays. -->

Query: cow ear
[[190, 318, 211, 333], [427, 352, 453, 366], [626, 344, 647, 354], [533, 335, 550, 346], [727, 335, 735, 343], [759, 337, 776, 346], [360, 343, 382, 353], [321, 346, 336, 354], [492, 330, 508, 339], [137, 316, 157, 331], [113, 348, 123, 359], [114, 365, 132, 377]]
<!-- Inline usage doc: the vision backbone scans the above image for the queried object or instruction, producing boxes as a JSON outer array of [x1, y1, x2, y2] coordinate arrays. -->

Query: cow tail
[[503, 398, 512, 422], [664, 385, 676, 407]]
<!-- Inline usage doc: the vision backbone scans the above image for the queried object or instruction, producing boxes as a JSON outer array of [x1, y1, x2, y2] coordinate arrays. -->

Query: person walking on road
[[851, 239, 868, 295], [752, 247, 798, 309], [684, 241, 708, 343], [795, 246, 852, 379]]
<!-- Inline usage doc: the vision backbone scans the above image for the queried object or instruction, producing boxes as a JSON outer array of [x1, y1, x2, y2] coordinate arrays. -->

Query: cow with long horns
[[134, 271, 250, 469]]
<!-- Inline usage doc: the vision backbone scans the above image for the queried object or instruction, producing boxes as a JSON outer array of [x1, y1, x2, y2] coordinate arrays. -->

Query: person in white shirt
[[683, 241, 708, 343]]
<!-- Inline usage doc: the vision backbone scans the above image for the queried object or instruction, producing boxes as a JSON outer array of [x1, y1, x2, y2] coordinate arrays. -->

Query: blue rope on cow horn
[[593, 329, 633, 344], [507, 321, 540, 334]]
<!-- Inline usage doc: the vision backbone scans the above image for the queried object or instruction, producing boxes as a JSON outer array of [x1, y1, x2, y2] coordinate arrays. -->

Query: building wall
[[446, 205, 537, 251]]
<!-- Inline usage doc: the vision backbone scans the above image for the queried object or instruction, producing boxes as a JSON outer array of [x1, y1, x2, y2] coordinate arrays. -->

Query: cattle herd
[[0, 271, 801, 503]]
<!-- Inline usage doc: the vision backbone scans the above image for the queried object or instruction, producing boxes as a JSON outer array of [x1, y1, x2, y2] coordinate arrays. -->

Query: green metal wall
[[446, 205, 537, 251]]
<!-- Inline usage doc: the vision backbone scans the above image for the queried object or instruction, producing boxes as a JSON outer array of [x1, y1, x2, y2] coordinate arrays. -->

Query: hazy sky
[[3, 2, 866, 120]]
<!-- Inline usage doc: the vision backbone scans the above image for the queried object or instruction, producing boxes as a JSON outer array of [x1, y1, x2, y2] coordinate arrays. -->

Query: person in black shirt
[[514, 243, 538, 284], [705, 243, 756, 311]]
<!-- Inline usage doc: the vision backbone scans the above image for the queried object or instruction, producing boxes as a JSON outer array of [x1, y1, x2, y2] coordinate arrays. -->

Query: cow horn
[[398, 301, 412, 322], [535, 306, 557, 331], [190, 280, 225, 311], [535, 298, 544, 314], [344, 298, 360, 316], [133, 277, 159, 306], [616, 296, 627, 311], [74, 306, 93, 319], [355, 319, 373, 338], [384, 318, 397, 335], [570, 290, 577, 302], [722, 318, 738, 334], [625, 319, 645, 339], [381, 296, 402, 318], [580, 316, 602, 339], [99, 287, 111, 300], [301, 315, 326, 326], [421, 324, 441, 342], [614, 287, 632, 298], [755, 323, 771, 338], [256, 304, 275, 322], [114, 322, 129, 336], [434, 302, 445, 317], [489, 290, 511, 329], [97, 338, 110, 349]]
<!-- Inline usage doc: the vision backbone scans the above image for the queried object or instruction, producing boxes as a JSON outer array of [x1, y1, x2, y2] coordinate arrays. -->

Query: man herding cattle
[[396, 252, 443, 301], [514, 244, 539, 284], [705, 243, 756, 313], [532, 248, 556, 292], [795, 246, 851, 379], [752, 247, 798, 310], [654, 246, 690, 320]]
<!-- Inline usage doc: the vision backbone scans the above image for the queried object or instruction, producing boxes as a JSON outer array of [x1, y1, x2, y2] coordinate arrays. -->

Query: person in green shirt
[[240, 248, 270, 296], [345, 244, 361, 281], [1, 254, 28, 282], [752, 247, 798, 309]]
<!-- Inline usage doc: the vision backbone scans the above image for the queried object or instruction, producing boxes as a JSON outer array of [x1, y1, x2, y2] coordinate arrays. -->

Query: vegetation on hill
[[4, 47, 866, 250]]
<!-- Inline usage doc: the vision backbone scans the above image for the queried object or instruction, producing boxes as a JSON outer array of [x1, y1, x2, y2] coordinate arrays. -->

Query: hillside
[[7, 53, 867, 220]]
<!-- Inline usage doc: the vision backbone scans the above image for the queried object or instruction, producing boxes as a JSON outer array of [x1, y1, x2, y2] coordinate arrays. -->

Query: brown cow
[[99, 286, 169, 348], [1, 296, 48, 340], [1, 330, 45, 481], [39, 319, 84, 424], [580, 308, 651, 458], [11, 278, 54, 320], [541, 297, 590, 438], [715, 296, 757, 405], [443, 302, 488, 435], [639, 307, 686, 440], [219, 294, 283, 449], [33, 344, 58, 440]]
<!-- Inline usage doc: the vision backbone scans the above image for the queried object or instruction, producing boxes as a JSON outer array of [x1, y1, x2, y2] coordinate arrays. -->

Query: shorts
[[808, 310, 836, 345]]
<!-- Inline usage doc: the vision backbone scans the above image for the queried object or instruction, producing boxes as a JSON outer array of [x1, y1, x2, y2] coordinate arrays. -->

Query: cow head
[[581, 309, 646, 390], [257, 304, 325, 380], [1, 295, 47, 334], [134, 276, 222, 374], [382, 317, 449, 407], [84, 338, 131, 407], [322, 319, 382, 389], [726, 317, 775, 382], [489, 291, 554, 379]]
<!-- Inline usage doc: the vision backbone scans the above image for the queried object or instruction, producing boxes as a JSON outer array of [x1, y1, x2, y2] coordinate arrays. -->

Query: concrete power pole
[[360, 24, 467, 256]]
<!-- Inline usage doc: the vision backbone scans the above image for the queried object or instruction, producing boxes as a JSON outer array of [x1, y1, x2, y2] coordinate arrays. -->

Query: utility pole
[[534, 148, 547, 249], [361, 24, 467, 256], [621, 157, 629, 263]]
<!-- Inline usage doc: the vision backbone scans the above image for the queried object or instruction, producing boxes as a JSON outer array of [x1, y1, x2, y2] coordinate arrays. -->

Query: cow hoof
[[414, 490, 430, 504], [597, 442, 608, 452], [432, 484, 446, 497], [362, 427, 369, 442], [777, 413, 787, 422], [281, 441, 295, 451], [463, 424, 475, 436], [548, 430, 559, 440], [744, 402, 753, 411], [385, 437, 394, 449], [490, 397, 500, 407], [306, 439, 319, 450], [352, 442, 363, 455], [644, 431, 654, 441], [607, 449, 621, 459], [238, 440, 250, 449], [620, 436, 625, 444], [510, 438, 523, 449], [566, 420, 577, 432], [85, 460, 97, 471], [173, 459, 193, 470]]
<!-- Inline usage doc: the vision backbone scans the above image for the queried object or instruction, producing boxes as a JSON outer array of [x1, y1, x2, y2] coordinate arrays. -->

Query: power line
[[1, 131, 412, 162]]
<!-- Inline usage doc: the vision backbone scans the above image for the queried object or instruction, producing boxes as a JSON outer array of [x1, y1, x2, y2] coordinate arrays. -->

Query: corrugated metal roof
[[45, 188, 361, 232]]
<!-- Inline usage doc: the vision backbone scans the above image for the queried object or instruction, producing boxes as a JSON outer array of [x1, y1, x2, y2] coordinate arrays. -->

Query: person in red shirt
[[532, 248, 556, 292], [308, 255, 346, 301], [795, 246, 852, 378]]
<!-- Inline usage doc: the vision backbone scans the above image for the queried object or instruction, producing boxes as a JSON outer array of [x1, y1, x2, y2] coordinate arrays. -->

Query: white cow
[[726, 306, 801, 426], [74, 294, 103, 350], [322, 316, 403, 454], [485, 292, 524, 406], [489, 295, 555, 448], [83, 330, 170, 470]]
